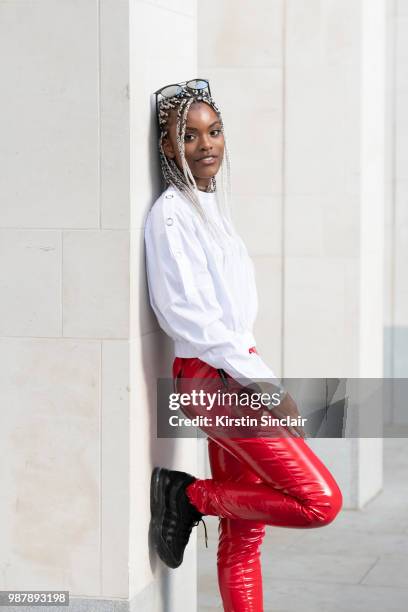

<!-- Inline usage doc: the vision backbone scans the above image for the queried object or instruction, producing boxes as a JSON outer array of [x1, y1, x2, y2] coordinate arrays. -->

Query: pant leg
[[208, 436, 266, 612], [187, 435, 342, 527], [186, 438, 342, 528], [174, 356, 343, 528], [174, 355, 342, 611]]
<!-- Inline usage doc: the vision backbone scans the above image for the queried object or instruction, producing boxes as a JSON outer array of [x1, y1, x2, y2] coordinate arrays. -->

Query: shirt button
[[166, 217, 174, 226], [165, 194, 174, 199]]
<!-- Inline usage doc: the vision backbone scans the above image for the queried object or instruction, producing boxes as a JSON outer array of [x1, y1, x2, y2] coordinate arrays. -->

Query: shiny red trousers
[[172, 353, 343, 612]]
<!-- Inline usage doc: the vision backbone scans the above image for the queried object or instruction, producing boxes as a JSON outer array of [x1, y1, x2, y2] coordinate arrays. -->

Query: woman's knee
[[303, 481, 343, 527]]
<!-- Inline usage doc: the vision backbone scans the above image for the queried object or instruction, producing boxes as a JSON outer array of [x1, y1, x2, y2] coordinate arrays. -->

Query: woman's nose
[[199, 134, 212, 150]]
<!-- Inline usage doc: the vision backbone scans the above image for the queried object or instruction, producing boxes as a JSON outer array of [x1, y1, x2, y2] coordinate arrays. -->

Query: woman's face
[[163, 101, 225, 190]]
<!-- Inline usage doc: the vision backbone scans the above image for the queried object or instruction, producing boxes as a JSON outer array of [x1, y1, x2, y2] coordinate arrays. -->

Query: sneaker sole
[[150, 467, 180, 569]]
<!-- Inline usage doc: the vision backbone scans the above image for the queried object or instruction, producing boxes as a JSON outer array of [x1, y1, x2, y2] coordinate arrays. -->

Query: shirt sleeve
[[144, 194, 279, 385]]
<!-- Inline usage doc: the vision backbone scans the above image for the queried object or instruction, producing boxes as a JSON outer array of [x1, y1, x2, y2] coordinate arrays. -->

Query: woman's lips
[[196, 156, 218, 165]]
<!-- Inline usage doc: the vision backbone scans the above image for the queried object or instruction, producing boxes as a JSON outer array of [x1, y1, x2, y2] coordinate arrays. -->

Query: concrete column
[[384, 0, 408, 428], [0, 1, 198, 610], [130, 1, 199, 610]]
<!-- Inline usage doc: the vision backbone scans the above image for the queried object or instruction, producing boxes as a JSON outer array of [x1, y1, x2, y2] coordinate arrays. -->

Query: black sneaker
[[150, 467, 208, 569]]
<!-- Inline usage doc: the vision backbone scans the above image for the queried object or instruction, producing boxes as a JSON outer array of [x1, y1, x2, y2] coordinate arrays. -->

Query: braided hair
[[157, 90, 237, 246]]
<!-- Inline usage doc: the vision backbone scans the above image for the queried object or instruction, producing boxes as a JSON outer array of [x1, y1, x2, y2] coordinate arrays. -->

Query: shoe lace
[[180, 516, 208, 548], [193, 517, 208, 548]]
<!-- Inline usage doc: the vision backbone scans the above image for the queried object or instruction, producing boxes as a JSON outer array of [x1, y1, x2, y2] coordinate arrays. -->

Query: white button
[[175, 250, 182, 257], [166, 217, 174, 226], [165, 194, 174, 199]]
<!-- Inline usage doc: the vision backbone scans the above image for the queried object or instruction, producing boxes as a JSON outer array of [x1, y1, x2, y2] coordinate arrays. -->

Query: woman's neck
[[196, 177, 213, 192]]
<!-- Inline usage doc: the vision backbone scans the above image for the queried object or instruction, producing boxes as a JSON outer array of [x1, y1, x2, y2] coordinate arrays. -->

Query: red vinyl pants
[[172, 354, 343, 612]]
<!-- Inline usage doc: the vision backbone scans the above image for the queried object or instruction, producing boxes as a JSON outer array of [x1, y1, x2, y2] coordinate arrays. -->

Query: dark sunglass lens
[[187, 79, 208, 90], [160, 84, 183, 98]]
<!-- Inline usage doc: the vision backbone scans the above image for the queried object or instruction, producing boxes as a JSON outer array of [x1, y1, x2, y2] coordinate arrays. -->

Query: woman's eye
[[184, 129, 222, 142]]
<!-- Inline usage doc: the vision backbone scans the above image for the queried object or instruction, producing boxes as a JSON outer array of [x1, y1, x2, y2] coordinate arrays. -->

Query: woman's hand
[[245, 382, 308, 439]]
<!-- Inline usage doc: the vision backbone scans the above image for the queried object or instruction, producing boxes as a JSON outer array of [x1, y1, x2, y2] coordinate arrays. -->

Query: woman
[[145, 79, 343, 611]]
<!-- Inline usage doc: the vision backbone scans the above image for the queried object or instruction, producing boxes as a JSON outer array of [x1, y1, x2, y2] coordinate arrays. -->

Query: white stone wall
[[384, 0, 396, 386], [0, 1, 198, 610], [0, 0, 129, 598], [383, 0, 408, 427], [393, 0, 408, 426], [284, 0, 363, 379], [394, 0, 408, 354]]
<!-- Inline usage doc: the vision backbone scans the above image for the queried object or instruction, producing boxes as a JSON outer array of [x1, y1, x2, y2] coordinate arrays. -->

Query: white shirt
[[144, 185, 278, 385]]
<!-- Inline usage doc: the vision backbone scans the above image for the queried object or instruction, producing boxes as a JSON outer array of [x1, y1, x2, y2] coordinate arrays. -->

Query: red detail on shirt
[[249, 346, 258, 354]]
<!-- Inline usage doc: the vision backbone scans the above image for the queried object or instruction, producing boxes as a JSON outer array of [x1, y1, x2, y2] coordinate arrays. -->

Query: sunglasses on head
[[154, 78, 212, 128], [154, 78, 211, 99]]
